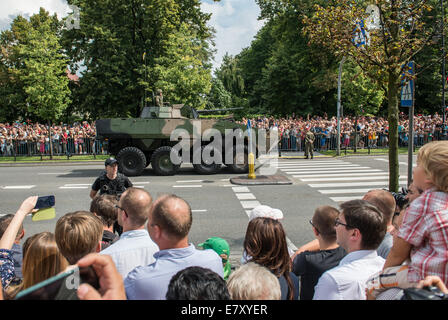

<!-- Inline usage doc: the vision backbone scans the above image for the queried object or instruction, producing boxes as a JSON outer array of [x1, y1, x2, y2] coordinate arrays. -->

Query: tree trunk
[[387, 70, 400, 192]]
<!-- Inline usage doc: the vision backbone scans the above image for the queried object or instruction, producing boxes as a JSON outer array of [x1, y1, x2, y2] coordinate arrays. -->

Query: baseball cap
[[249, 205, 283, 221], [198, 237, 230, 261], [198, 237, 231, 280], [105, 157, 118, 166]]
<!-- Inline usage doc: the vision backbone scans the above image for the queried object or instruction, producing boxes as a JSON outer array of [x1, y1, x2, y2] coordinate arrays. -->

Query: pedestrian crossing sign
[[400, 61, 415, 107], [400, 80, 413, 107]]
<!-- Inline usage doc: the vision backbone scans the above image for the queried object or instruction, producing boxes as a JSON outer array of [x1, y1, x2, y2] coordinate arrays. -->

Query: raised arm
[[0, 196, 37, 250]]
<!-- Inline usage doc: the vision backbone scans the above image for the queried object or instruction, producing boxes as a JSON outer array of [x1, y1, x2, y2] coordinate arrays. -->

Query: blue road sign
[[352, 19, 368, 48], [401, 61, 415, 107]]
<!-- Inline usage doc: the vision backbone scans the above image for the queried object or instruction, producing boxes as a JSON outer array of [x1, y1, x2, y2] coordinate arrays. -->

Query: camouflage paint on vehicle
[[95, 104, 264, 176]]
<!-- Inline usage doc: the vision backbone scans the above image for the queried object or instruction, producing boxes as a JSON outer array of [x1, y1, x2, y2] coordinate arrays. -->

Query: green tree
[[0, 8, 70, 122], [153, 23, 212, 108], [206, 78, 232, 109], [234, 4, 338, 117], [341, 59, 384, 115], [303, 0, 438, 191], [64, 0, 215, 118]]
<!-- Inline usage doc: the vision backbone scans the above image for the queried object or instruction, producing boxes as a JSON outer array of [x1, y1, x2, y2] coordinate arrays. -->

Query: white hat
[[249, 205, 283, 221]]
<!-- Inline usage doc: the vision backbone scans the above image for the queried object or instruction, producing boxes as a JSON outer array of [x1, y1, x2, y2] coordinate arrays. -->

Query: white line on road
[[309, 180, 408, 188], [192, 209, 207, 213], [37, 173, 67, 175], [293, 172, 386, 178], [63, 184, 91, 186], [286, 168, 376, 174], [235, 193, 256, 200], [277, 163, 354, 168], [318, 188, 374, 194], [133, 182, 150, 185], [173, 185, 202, 188], [232, 186, 250, 193], [176, 180, 204, 183], [330, 196, 365, 202], [301, 175, 390, 182], [240, 201, 261, 209], [374, 158, 416, 167], [282, 166, 368, 172], [60, 186, 89, 189], [3, 185, 36, 189]]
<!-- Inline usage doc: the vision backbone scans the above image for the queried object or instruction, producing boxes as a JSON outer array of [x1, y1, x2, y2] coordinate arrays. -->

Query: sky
[[0, 0, 265, 71]]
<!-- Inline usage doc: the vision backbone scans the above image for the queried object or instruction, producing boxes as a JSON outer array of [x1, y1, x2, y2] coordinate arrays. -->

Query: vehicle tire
[[227, 144, 249, 173], [193, 145, 222, 175], [150, 146, 180, 176], [116, 147, 146, 177]]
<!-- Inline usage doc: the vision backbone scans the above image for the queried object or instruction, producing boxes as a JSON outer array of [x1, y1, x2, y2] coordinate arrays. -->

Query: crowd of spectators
[[0, 121, 100, 156], [1, 112, 447, 156], [240, 112, 448, 150], [1, 143, 448, 301], [1, 131, 448, 302]]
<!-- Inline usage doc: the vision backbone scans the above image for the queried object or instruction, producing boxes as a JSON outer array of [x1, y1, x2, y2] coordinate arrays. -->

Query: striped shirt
[[398, 188, 448, 284]]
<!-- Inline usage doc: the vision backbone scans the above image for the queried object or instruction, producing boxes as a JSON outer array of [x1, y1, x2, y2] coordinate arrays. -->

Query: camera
[[403, 286, 448, 300], [389, 187, 409, 210]]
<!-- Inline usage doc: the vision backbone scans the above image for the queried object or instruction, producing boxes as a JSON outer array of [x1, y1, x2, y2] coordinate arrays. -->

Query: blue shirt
[[124, 244, 224, 300], [100, 229, 159, 279]]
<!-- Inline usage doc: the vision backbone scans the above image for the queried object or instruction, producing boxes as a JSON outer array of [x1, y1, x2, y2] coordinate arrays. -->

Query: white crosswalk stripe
[[276, 159, 406, 203]]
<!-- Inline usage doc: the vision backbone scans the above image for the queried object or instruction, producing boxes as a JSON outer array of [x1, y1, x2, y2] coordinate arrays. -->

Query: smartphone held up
[[32, 195, 56, 221]]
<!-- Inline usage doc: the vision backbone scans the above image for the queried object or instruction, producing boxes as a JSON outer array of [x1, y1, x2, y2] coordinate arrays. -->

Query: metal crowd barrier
[[278, 130, 444, 152], [0, 138, 108, 159]]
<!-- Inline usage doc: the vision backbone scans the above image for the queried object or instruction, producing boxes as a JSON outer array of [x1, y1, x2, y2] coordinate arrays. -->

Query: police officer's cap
[[105, 157, 118, 166]]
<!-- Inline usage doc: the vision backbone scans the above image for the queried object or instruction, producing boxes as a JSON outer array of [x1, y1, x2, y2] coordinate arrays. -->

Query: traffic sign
[[352, 19, 369, 48], [400, 61, 415, 107]]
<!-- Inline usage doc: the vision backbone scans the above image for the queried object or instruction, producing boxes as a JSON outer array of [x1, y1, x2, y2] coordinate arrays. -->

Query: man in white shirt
[[313, 200, 386, 300], [100, 187, 159, 279]]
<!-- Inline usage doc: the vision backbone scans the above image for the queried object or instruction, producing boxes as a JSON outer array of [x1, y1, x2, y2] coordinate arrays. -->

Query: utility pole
[[442, 0, 446, 138], [337, 57, 346, 156]]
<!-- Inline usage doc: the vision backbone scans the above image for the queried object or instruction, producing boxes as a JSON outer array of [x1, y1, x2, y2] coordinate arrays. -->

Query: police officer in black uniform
[[90, 157, 133, 235]]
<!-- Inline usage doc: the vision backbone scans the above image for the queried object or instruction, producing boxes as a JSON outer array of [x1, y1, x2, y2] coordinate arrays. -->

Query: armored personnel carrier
[[95, 103, 256, 176]]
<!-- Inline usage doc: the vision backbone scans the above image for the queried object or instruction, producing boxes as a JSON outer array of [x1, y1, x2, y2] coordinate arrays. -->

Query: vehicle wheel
[[227, 145, 249, 173], [193, 145, 222, 175], [116, 147, 146, 177], [151, 146, 180, 176]]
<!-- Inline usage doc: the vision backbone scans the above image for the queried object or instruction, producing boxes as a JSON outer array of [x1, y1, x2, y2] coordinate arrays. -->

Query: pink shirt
[[398, 188, 448, 284]]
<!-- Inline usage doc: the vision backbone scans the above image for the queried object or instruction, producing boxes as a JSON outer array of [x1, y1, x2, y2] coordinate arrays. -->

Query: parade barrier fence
[[0, 137, 107, 160], [0, 130, 445, 160], [278, 130, 445, 153]]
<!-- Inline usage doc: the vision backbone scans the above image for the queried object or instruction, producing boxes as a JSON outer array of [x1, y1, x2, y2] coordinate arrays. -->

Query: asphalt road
[[0, 153, 416, 266]]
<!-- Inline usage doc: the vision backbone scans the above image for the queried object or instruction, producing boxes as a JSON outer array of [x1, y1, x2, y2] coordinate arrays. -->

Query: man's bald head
[[362, 189, 396, 223], [150, 194, 192, 240], [120, 187, 153, 227]]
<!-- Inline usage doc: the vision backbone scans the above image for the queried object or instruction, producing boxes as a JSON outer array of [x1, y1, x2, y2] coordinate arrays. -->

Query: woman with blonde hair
[[18, 232, 69, 292]]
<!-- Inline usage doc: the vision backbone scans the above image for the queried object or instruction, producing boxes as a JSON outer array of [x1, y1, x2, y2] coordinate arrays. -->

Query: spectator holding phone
[[0, 214, 25, 285], [0, 196, 38, 289]]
